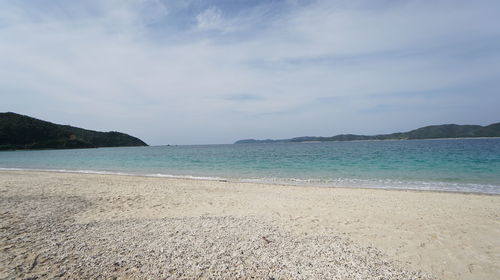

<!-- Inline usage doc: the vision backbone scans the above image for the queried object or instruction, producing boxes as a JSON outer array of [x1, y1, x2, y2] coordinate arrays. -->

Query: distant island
[[0, 112, 148, 150], [235, 122, 500, 144]]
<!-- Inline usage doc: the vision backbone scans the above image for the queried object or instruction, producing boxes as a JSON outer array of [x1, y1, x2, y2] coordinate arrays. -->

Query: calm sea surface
[[1, 138, 499, 194]]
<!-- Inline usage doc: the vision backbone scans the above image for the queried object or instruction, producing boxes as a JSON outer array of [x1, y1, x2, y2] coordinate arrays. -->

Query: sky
[[1, 0, 500, 145]]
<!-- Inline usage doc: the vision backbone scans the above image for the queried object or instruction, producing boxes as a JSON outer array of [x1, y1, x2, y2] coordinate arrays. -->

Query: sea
[[1, 138, 499, 194]]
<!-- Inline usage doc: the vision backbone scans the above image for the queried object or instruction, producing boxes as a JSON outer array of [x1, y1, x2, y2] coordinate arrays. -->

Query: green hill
[[235, 122, 500, 144], [0, 112, 148, 150]]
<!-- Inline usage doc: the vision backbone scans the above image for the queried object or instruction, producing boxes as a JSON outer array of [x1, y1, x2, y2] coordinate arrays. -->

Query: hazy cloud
[[1, 0, 499, 144], [196, 6, 225, 31]]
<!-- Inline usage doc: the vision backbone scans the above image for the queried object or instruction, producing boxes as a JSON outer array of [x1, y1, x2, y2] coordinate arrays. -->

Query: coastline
[[236, 136, 500, 144], [1, 170, 499, 279], [1, 167, 498, 196]]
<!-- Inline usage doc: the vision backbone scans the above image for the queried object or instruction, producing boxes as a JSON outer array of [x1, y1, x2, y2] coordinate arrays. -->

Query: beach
[[1, 170, 499, 279]]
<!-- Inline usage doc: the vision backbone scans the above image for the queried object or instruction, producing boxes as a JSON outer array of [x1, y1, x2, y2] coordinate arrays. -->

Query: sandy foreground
[[0, 171, 499, 279]]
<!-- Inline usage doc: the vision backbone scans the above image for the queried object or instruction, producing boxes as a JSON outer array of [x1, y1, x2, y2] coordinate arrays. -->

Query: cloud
[[196, 6, 225, 31], [223, 94, 262, 101], [1, 0, 499, 144]]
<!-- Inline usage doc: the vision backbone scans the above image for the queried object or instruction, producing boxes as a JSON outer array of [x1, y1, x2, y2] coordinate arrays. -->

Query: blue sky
[[1, 0, 499, 145]]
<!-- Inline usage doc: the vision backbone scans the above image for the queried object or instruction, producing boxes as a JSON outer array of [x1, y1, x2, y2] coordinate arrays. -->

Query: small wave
[[240, 177, 500, 195], [0, 167, 228, 181], [144, 173, 226, 181], [0, 167, 132, 176], [1, 167, 498, 195]]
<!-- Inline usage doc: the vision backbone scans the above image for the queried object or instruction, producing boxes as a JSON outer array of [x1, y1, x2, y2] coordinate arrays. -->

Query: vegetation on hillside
[[0, 112, 147, 150], [235, 123, 500, 144]]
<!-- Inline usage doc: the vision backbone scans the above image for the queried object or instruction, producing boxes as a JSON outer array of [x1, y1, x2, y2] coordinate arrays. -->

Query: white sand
[[1, 170, 499, 279]]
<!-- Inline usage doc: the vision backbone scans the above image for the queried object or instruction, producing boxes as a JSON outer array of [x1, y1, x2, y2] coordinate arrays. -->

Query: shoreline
[[1, 167, 498, 196], [1, 170, 499, 279]]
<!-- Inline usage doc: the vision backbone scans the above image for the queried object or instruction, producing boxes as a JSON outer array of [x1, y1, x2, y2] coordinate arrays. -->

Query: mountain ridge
[[0, 112, 148, 150], [235, 123, 500, 144]]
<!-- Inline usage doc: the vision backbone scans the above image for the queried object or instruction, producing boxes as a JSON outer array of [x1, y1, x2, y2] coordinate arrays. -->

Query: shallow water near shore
[[1, 138, 499, 194]]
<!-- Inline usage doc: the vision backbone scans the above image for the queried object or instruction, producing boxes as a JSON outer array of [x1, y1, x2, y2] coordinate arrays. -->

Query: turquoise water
[[1, 138, 499, 194]]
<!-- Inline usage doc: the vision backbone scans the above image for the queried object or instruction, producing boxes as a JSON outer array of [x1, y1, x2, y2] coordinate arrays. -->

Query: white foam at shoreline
[[1, 167, 498, 195], [0, 167, 227, 181]]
